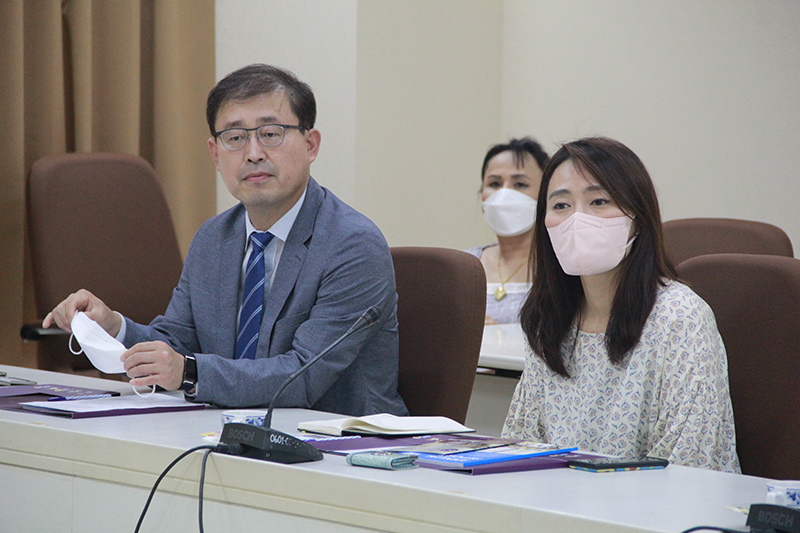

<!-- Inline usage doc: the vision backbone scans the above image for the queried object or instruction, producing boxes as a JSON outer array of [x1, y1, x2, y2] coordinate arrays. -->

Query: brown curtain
[[0, 0, 216, 368]]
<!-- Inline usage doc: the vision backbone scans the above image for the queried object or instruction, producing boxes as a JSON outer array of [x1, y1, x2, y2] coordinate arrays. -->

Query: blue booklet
[[419, 451, 602, 475], [412, 441, 577, 468]]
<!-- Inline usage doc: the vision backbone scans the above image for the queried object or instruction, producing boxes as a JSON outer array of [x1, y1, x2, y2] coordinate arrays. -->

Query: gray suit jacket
[[125, 178, 408, 416]]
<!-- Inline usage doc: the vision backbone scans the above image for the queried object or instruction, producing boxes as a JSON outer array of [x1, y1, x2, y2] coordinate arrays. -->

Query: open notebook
[[298, 413, 473, 436]]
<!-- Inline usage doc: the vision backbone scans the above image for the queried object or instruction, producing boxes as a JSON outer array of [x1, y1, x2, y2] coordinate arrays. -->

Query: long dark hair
[[520, 137, 678, 377]]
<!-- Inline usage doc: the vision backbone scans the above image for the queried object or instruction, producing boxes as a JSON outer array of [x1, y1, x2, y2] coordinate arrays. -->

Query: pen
[[47, 394, 113, 402]]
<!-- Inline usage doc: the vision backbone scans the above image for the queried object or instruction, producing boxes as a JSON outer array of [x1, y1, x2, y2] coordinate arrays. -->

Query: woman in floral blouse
[[503, 137, 740, 473]]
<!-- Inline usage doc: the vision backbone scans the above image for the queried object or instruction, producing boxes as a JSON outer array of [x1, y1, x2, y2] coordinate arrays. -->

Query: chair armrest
[[20, 322, 69, 341]]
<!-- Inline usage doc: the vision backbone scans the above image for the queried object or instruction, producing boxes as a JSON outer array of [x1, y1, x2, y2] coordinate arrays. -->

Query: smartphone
[[568, 457, 668, 472]]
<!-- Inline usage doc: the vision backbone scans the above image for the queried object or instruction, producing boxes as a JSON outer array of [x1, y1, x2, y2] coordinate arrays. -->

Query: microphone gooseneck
[[264, 306, 381, 428], [218, 306, 381, 464]]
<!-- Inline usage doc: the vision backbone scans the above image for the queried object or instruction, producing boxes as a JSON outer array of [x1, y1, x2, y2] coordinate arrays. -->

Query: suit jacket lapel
[[257, 178, 323, 355], [217, 207, 246, 358]]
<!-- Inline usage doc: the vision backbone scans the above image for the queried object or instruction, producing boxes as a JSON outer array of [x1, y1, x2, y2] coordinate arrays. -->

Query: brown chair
[[24, 153, 183, 377], [663, 217, 793, 265], [678, 253, 800, 479], [391, 247, 486, 424]]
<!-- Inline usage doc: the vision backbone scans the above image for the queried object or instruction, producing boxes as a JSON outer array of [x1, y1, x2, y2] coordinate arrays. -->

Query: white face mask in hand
[[482, 188, 537, 237], [69, 312, 154, 397]]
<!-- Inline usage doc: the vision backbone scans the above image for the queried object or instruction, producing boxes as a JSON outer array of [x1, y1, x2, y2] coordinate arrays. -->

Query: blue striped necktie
[[235, 231, 274, 359]]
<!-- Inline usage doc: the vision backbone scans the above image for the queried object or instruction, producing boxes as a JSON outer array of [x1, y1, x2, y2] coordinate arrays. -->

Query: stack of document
[[409, 440, 577, 469], [303, 430, 596, 475], [20, 393, 204, 419]]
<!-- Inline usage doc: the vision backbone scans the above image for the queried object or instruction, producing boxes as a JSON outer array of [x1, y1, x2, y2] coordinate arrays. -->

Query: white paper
[[21, 393, 197, 415]]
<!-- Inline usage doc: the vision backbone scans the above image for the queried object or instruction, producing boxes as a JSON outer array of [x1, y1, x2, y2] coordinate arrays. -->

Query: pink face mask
[[547, 212, 635, 276]]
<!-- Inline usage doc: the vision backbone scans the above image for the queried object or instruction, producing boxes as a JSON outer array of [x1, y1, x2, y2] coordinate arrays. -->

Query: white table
[[477, 323, 527, 373], [0, 364, 770, 533]]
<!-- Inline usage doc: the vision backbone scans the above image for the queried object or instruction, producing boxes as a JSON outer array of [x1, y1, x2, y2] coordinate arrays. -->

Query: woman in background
[[503, 137, 739, 472], [467, 138, 548, 324]]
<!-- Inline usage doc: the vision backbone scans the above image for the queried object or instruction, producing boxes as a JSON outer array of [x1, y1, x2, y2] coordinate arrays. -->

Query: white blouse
[[465, 245, 531, 324], [502, 281, 741, 473]]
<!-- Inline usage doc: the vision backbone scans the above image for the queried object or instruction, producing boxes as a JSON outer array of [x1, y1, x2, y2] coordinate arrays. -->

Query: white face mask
[[70, 312, 127, 374], [547, 212, 635, 276], [482, 188, 537, 237], [69, 312, 154, 396]]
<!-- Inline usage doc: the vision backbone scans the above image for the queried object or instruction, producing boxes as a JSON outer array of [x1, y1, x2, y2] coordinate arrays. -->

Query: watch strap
[[181, 354, 198, 394]]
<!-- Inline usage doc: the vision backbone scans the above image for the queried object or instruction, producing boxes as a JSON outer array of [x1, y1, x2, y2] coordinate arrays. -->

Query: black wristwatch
[[181, 354, 198, 394]]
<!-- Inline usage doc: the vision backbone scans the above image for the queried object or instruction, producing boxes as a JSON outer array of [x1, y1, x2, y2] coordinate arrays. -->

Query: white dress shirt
[[237, 188, 307, 325]]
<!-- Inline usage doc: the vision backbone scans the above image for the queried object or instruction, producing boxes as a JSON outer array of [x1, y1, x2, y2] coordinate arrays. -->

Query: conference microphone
[[219, 306, 382, 464]]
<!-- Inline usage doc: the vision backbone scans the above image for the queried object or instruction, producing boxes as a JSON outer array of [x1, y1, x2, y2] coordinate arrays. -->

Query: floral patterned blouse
[[502, 281, 741, 473]]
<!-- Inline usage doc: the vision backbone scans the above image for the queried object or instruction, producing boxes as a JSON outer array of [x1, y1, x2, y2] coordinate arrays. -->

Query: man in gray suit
[[44, 64, 407, 416]]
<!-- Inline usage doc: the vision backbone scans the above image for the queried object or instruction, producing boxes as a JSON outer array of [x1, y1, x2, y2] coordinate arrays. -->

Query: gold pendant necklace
[[494, 254, 525, 301], [493, 285, 508, 301]]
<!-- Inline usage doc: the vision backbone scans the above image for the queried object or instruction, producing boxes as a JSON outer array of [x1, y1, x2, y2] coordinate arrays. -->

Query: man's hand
[[42, 289, 122, 336], [122, 341, 185, 391]]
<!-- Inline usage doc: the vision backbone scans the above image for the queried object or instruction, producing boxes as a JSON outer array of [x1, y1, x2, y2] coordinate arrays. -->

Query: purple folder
[[0, 384, 121, 413]]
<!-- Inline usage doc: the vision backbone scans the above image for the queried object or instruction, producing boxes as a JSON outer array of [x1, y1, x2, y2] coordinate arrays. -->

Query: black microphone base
[[747, 504, 800, 533], [219, 423, 323, 464]]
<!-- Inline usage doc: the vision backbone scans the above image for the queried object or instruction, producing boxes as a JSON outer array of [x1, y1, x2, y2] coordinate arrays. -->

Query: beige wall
[[355, 0, 502, 248], [502, 0, 800, 251], [217, 0, 800, 252], [215, 0, 358, 211]]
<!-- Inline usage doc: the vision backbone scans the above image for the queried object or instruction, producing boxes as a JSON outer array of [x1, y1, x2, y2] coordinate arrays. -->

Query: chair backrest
[[663, 217, 793, 265], [678, 253, 800, 479], [391, 247, 486, 424], [27, 152, 183, 374]]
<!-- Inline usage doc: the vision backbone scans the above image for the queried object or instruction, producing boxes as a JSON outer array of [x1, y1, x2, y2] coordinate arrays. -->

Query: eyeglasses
[[214, 124, 305, 151]]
